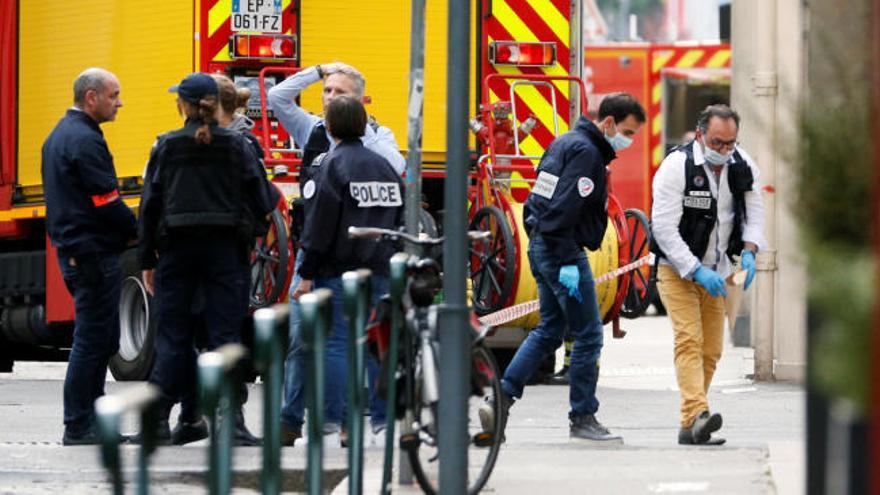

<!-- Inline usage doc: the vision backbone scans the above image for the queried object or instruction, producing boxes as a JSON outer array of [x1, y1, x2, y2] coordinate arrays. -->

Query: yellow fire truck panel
[[17, 1, 194, 188], [299, 0, 476, 160]]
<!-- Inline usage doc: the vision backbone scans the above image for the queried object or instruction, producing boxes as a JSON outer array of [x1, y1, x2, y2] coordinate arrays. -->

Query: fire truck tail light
[[230, 34, 297, 60], [489, 41, 556, 67]]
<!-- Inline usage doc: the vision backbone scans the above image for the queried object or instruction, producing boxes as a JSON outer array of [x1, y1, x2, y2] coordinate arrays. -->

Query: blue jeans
[[501, 235, 604, 418], [282, 256, 387, 431], [57, 251, 122, 434]]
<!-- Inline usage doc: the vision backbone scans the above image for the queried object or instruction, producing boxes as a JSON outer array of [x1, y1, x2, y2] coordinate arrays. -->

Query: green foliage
[[807, 246, 873, 412], [796, 12, 875, 411]]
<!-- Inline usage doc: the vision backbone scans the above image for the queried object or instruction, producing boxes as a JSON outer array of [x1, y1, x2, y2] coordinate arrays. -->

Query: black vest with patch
[[159, 128, 246, 233], [654, 143, 753, 263]]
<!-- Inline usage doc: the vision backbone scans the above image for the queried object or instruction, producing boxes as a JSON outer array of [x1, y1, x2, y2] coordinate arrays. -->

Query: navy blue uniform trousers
[[148, 234, 249, 410], [57, 252, 122, 434]]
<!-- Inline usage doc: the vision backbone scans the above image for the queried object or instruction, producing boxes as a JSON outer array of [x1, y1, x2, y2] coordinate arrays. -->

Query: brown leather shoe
[[281, 424, 302, 447]]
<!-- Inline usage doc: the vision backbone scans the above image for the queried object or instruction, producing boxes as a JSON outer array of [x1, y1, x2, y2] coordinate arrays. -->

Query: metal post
[[404, 0, 427, 240], [300, 288, 333, 495], [95, 384, 161, 495], [253, 304, 291, 495], [343, 269, 372, 495], [440, 0, 472, 492], [199, 344, 247, 495], [382, 252, 410, 494]]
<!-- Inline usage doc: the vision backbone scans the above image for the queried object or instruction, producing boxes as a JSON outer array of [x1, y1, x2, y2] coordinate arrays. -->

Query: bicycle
[[348, 226, 505, 495]]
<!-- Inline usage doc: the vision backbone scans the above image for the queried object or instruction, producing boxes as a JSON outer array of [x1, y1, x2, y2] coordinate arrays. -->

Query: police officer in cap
[[481, 94, 645, 444], [138, 72, 275, 443], [286, 95, 404, 445]]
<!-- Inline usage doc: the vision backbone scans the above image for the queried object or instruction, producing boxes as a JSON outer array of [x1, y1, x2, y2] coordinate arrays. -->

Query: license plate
[[232, 0, 282, 33]]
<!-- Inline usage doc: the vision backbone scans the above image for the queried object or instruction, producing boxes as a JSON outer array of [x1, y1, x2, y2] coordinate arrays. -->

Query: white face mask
[[605, 132, 633, 152], [602, 119, 633, 151], [701, 138, 734, 165]]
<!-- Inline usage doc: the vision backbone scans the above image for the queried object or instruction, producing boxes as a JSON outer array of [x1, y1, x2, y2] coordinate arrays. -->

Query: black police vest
[[655, 143, 753, 262], [299, 122, 330, 186], [299, 119, 382, 186], [159, 130, 246, 233]]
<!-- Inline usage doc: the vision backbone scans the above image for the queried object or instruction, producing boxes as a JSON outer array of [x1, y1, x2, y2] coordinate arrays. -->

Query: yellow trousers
[[656, 264, 726, 427]]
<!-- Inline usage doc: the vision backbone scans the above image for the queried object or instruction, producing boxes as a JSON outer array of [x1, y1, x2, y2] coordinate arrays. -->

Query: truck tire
[[109, 249, 157, 381]]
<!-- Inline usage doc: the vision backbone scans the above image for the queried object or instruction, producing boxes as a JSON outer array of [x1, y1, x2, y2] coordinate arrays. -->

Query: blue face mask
[[605, 131, 633, 152]]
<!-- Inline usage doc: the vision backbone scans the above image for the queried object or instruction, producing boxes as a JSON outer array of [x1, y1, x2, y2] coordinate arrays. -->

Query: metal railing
[[382, 252, 410, 493], [95, 384, 162, 495], [300, 287, 333, 495], [199, 343, 248, 495], [343, 269, 372, 494], [253, 303, 291, 495]]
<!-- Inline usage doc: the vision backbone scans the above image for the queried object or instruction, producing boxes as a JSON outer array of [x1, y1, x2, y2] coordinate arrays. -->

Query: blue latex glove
[[559, 265, 582, 302], [741, 250, 756, 290], [693, 266, 728, 298]]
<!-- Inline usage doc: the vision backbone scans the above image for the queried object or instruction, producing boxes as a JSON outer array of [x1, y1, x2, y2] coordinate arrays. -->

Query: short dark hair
[[697, 104, 740, 133], [598, 93, 646, 124], [325, 96, 367, 140]]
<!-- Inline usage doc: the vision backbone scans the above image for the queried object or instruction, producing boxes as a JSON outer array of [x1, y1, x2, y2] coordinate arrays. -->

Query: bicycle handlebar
[[347, 226, 490, 246]]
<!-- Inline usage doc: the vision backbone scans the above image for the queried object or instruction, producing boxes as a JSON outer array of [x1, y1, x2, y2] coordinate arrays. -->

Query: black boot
[[234, 408, 261, 446], [682, 410, 723, 445], [569, 414, 623, 444], [479, 392, 514, 442], [171, 416, 209, 445]]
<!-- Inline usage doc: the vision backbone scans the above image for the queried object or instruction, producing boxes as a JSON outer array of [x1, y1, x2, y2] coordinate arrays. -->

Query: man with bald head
[[42, 68, 137, 445]]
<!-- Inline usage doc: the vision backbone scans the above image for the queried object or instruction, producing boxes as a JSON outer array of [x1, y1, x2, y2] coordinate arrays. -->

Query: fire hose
[[477, 253, 656, 327]]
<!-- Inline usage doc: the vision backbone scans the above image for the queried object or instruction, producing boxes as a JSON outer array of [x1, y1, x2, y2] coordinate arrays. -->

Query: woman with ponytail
[[137, 72, 276, 445]]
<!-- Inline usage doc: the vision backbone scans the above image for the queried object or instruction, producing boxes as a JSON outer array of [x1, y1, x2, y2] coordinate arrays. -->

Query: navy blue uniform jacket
[[138, 121, 277, 269], [523, 117, 616, 263], [42, 109, 137, 257], [298, 139, 404, 279]]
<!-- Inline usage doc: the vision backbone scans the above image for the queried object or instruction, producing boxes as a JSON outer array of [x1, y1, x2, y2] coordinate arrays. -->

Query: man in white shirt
[[651, 104, 766, 445], [268, 62, 404, 446]]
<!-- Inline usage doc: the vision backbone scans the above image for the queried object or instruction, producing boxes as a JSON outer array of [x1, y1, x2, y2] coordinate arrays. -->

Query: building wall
[[731, 0, 807, 381]]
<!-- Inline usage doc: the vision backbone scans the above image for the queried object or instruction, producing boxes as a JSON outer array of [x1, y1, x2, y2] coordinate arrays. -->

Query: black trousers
[[58, 251, 122, 433], [148, 235, 249, 415]]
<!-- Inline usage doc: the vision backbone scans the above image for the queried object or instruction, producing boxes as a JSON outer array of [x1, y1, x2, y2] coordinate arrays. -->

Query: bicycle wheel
[[620, 208, 656, 319], [468, 205, 516, 315], [407, 343, 505, 494]]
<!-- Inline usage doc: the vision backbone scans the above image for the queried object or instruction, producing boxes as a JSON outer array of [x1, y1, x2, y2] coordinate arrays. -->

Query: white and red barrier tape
[[477, 253, 656, 327]]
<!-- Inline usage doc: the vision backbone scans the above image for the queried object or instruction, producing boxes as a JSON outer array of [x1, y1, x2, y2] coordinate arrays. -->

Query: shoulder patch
[[532, 171, 559, 200], [577, 177, 594, 198], [303, 180, 316, 200], [349, 182, 403, 207]]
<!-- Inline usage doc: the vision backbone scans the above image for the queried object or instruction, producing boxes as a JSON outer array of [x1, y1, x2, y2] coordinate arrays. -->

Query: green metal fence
[[198, 343, 248, 495], [253, 303, 290, 495], [95, 383, 161, 495]]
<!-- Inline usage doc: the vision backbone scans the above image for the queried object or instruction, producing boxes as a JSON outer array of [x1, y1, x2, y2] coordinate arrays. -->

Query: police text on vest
[[350, 182, 403, 207]]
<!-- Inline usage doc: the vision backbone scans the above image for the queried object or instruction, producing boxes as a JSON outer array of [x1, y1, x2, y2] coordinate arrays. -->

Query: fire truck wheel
[[109, 248, 157, 381], [620, 208, 657, 319], [468, 205, 516, 315], [249, 209, 290, 310]]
